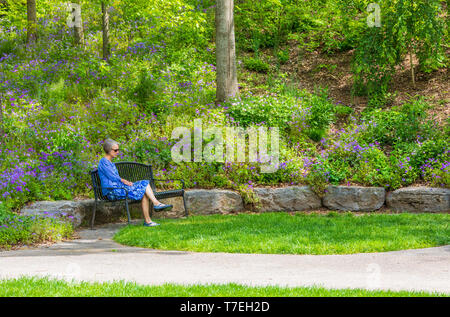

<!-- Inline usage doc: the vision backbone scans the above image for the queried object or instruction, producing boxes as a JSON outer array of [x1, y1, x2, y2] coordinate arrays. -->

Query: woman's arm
[[99, 160, 133, 186], [121, 178, 133, 186], [98, 160, 122, 184]]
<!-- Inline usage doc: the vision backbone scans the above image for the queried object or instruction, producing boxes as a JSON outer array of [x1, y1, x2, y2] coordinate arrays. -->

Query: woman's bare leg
[[141, 185, 163, 224], [141, 194, 152, 223], [145, 184, 161, 206]]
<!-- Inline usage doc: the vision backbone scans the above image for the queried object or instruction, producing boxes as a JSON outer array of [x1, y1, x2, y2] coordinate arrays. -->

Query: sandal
[[154, 202, 173, 211], [143, 221, 160, 227]]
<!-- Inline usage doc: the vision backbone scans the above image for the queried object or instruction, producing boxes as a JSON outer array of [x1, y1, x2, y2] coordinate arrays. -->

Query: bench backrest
[[90, 161, 156, 200]]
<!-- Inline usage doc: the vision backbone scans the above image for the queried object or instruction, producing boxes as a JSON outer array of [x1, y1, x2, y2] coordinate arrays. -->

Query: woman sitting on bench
[[97, 138, 173, 227]]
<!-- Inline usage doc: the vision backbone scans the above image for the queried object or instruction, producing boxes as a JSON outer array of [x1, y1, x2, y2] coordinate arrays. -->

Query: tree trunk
[[26, 0, 37, 45], [102, 2, 110, 62], [73, 0, 84, 46], [409, 45, 416, 88], [215, 0, 239, 105]]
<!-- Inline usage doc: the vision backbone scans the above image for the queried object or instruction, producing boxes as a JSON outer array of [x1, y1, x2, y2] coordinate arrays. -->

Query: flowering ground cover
[[0, 203, 74, 250]]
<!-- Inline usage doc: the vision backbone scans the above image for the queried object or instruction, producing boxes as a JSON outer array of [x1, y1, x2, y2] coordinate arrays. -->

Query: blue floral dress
[[97, 157, 149, 201]]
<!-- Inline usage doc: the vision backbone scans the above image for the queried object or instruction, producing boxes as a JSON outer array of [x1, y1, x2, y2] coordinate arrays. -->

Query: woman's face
[[109, 144, 120, 158]]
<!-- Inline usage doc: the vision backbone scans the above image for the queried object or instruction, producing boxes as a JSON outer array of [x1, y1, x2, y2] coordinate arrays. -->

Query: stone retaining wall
[[20, 186, 450, 227], [323, 186, 385, 212], [386, 187, 450, 213]]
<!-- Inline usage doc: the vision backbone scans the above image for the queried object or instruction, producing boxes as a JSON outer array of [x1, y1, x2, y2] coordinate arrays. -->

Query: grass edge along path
[[0, 276, 447, 297], [113, 212, 450, 255]]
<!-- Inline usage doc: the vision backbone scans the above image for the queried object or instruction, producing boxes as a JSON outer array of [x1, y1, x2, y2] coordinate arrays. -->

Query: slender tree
[[351, 0, 445, 95], [102, 1, 110, 62], [73, 0, 84, 46], [215, 0, 239, 105], [26, 0, 37, 45]]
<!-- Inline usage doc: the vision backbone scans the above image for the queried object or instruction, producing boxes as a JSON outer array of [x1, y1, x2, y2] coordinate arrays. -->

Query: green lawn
[[0, 276, 446, 297], [113, 212, 450, 255]]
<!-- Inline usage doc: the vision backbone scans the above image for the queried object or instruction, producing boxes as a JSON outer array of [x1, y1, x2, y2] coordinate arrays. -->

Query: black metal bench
[[90, 161, 187, 228]]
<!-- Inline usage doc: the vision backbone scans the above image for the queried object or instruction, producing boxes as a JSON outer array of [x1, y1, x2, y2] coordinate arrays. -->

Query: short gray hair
[[103, 138, 119, 154]]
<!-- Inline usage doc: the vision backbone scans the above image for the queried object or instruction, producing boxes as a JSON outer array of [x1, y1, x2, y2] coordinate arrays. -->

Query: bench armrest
[[93, 185, 128, 190], [152, 178, 185, 189], [92, 185, 130, 198]]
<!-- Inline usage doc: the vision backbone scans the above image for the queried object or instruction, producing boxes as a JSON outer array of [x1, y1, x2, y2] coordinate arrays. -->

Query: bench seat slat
[[155, 189, 184, 199]]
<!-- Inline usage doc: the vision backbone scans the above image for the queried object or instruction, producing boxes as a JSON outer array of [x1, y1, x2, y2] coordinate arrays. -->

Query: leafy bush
[[353, 148, 403, 189], [170, 161, 230, 189], [227, 89, 335, 143], [304, 88, 335, 141], [395, 139, 449, 170], [0, 203, 13, 223], [334, 104, 353, 119], [0, 212, 74, 250], [421, 160, 450, 187], [305, 159, 331, 197], [0, 36, 16, 56], [243, 57, 270, 73], [320, 156, 352, 185], [366, 91, 396, 110], [132, 138, 173, 170], [130, 68, 166, 116], [276, 48, 290, 64], [225, 94, 299, 130], [362, 98, 435, 147]]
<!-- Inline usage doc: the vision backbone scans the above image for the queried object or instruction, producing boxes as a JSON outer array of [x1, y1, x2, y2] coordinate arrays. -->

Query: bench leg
[[91, 199, 97, 229], [183, 192, 188, 217], [150, 201, 154, 218], [125, 198, 131, 224]]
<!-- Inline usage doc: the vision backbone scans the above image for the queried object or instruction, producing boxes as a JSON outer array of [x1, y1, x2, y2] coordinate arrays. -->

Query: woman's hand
[[121, 179, 133, 186]]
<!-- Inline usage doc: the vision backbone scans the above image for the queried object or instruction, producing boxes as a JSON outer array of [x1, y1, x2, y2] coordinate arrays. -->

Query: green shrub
[[362, 97, 435, 146], [0, 36, 16, 56], [226, 89, 335, 143], [366, 91, 396, 109], [130, 68, 166, 116], [421, 164, 450, 187], [304, 88, 335, 141], [243, 57, 270, 73], [132, 138, 173, 170], [305, 160, 330, 197], [334, 105, 353, 119], [171, 161, 229, 189], [0, 203, 12, 223], [353, 148, 402, 189], [45, 78, 67, 105], [276, 48, 290, 64], [445, 117, 450, 136], [225, 95, 299, 130], [306, 128, 326, 142], [320, 157, 352, 185], [394, 139, 449, 170], [351, 0, 445, 96], [0, 212, 74, 250], [236, 183, 261, 208]]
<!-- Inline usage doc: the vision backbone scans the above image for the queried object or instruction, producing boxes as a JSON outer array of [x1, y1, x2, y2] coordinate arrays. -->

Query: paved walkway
[[0, 222, 449, 293]]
